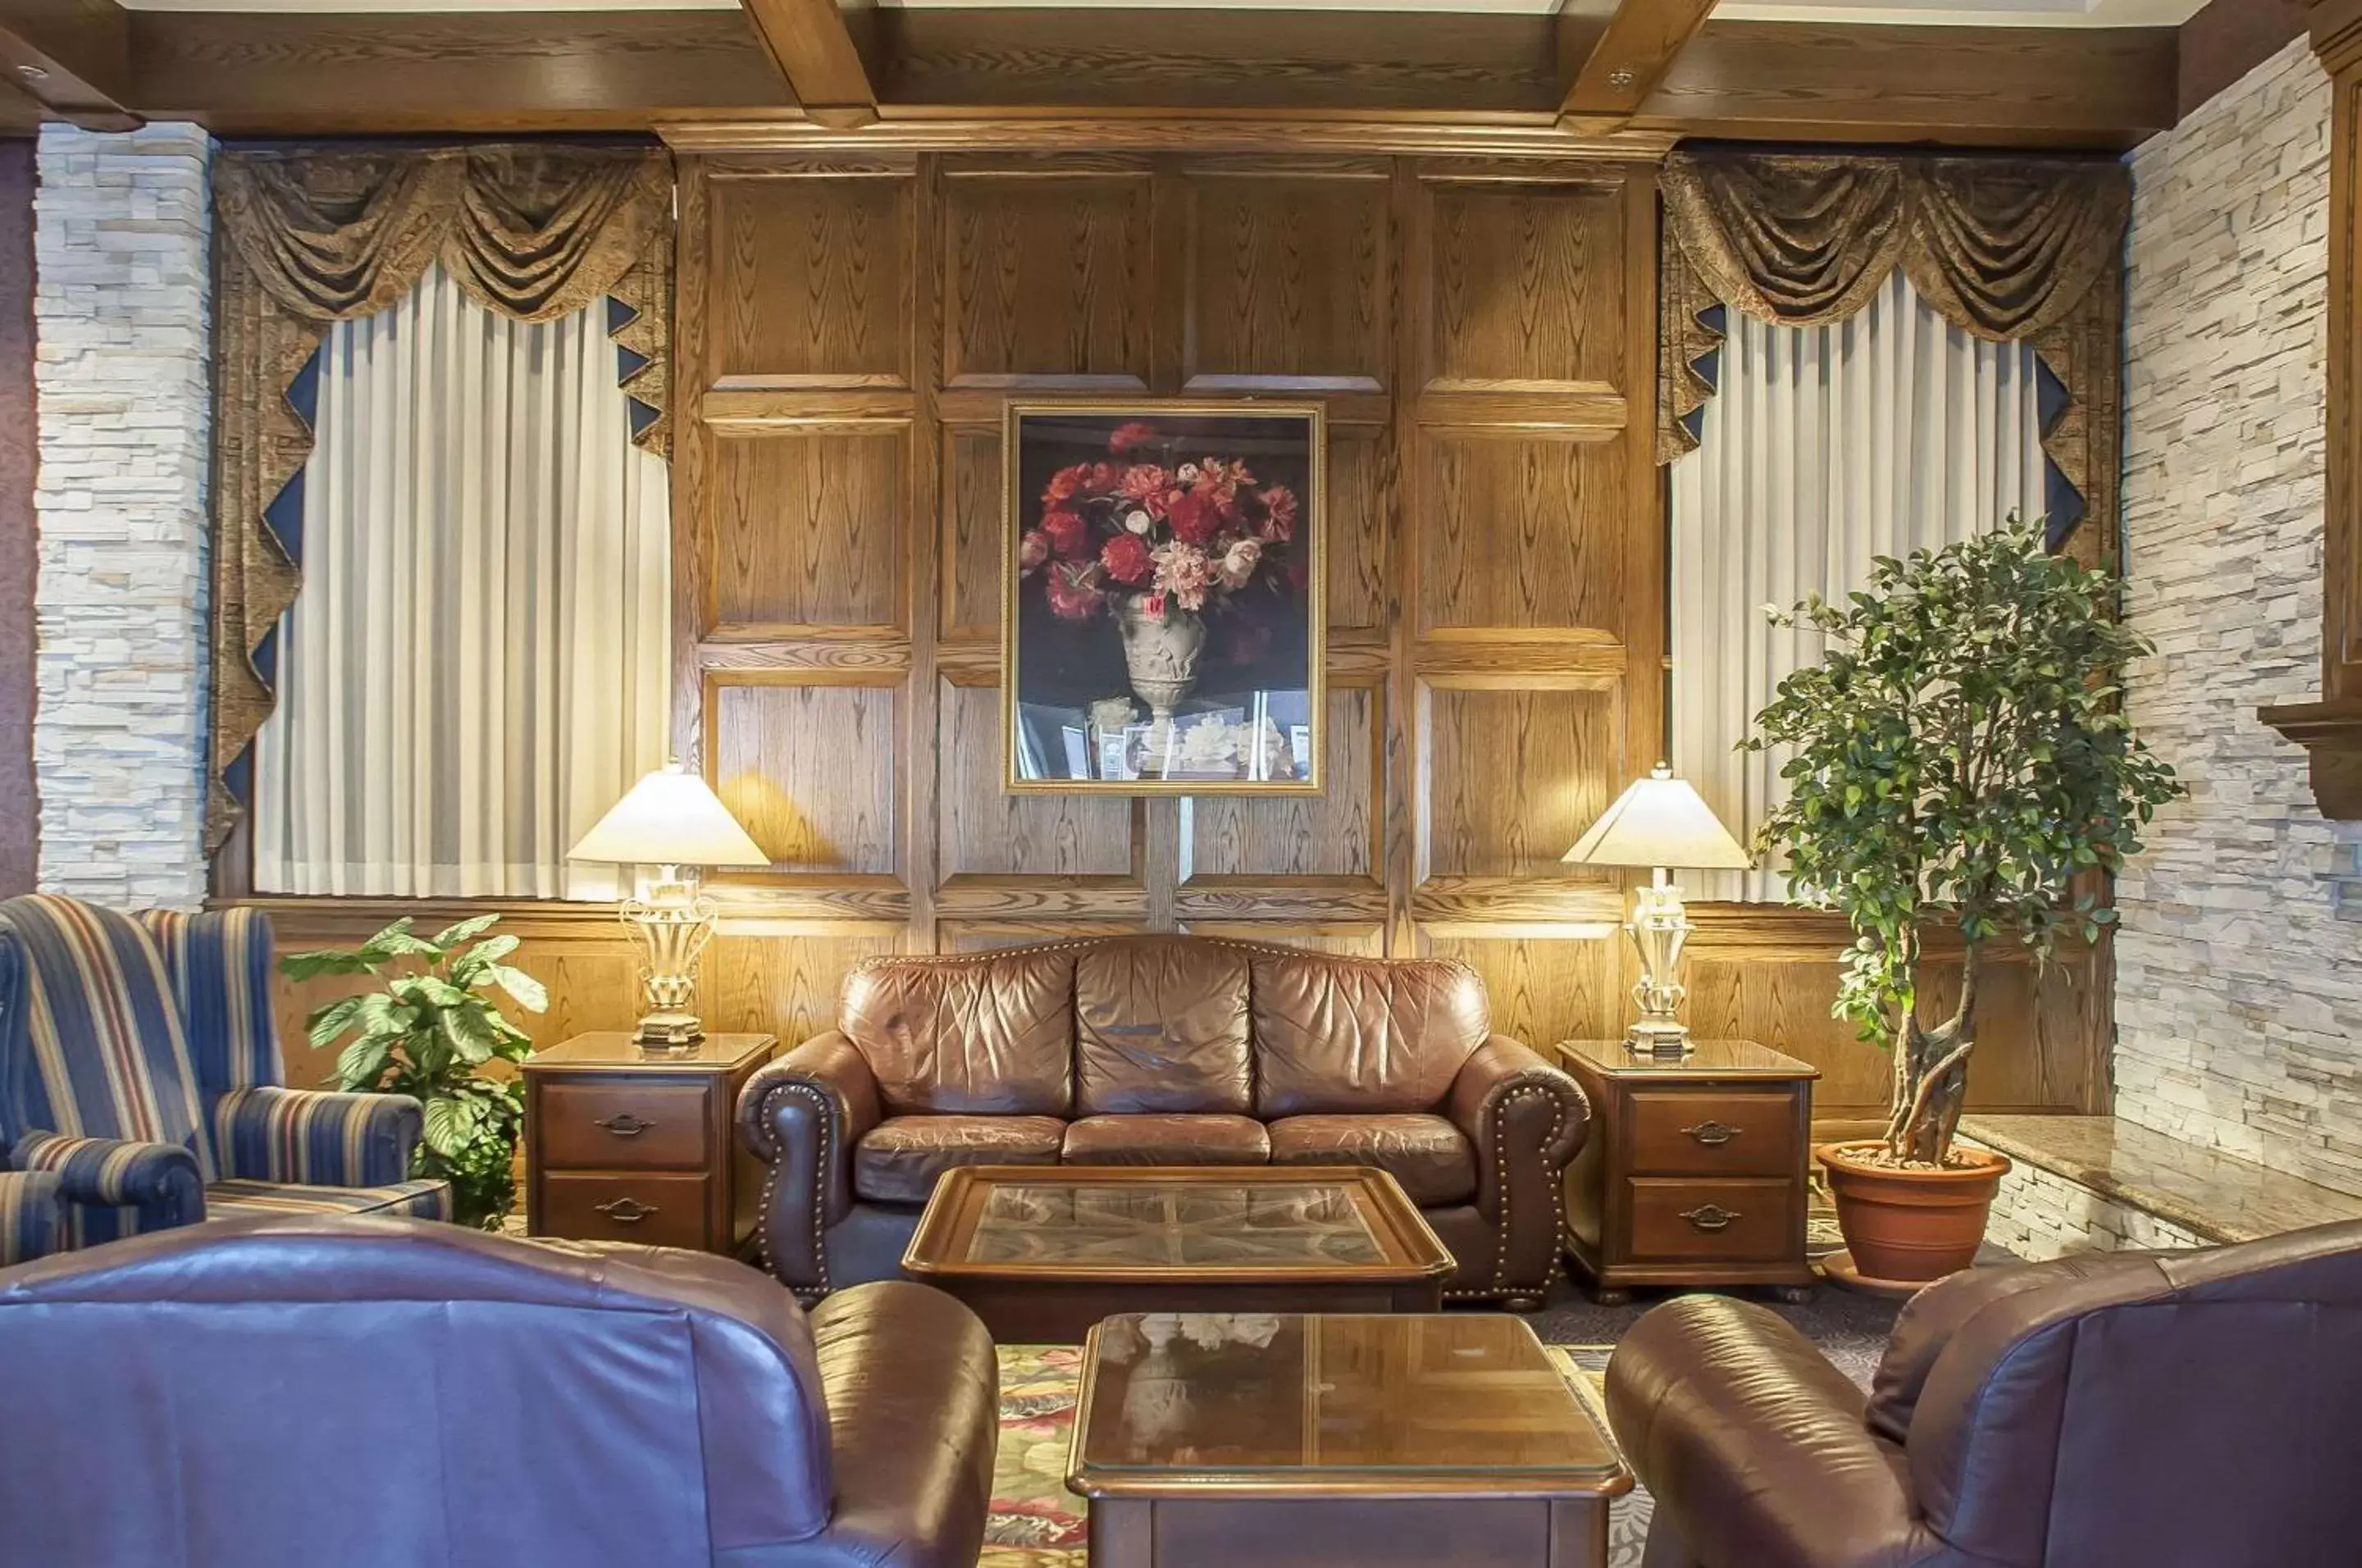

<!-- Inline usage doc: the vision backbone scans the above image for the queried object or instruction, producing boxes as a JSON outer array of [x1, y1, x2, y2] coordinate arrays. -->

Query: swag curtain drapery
[[1657, 150, 2127, 554], [1670, 270, 2050, 903], [209, 144, 674, 859], [250, 265, 671, 900]]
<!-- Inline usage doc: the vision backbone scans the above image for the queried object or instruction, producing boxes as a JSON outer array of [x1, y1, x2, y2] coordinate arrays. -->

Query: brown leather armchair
[[1607, 1220, 2362, 1568], [0, 1213, 1000, 1568], [738, 934, 1590, 1307]]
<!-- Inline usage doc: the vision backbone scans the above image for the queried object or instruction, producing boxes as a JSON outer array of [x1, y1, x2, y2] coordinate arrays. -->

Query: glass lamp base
[[1625, 1018, 1694, 1059], [636, 1010, 705, 1051]]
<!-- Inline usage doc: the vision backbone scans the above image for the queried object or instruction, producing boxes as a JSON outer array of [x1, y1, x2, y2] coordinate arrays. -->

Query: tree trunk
[[1886, 946, 1979, 1166]]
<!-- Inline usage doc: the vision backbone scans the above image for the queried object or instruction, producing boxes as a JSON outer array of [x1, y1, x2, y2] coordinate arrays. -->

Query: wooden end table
[[1068, 1311, 1630, 1568], [901, 1165, 1455, 1343], [522, 1031, 778, 1255], [1553, 1037, 1819, 1305]]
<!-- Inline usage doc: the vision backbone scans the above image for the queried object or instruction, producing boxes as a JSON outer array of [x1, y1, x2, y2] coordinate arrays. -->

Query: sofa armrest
[[1441, 1036, 1589, 1301], [13, 1132, 205, 1227], [1446, 1034, 1589, 1192], [212, 1084, 423, 1188], [736, 1032, 882, 1294], [1607, 1296, 1942, 1568], [805, 1280, 998, 1568], [0, 1171, 64, 1266]]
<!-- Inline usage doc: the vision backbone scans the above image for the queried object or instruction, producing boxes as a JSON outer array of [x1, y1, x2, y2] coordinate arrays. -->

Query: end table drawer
[[1626, 1178, 1796, 1262], [538, 1083, 713, 1170], [540, 1172, 711, 1249], [1626, 1091, 1799, 1177]]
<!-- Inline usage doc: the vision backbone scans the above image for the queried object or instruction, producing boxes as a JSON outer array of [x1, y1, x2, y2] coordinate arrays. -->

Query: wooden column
[[2263, 0, 2362, 814], [0, 138, 34, 895]]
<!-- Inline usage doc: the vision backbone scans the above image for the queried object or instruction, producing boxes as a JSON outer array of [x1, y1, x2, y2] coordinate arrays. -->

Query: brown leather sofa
[[1607, 1220, 2362, 1568], [0, 1213, 1000, 1568], [737, 934, 1590, 1307]]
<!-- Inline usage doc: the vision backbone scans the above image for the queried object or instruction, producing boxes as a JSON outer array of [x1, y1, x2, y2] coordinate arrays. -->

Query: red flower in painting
[[1042, 464, 1089, 504], [1046, 563, 1103, 620], [1166, 487, 1222, 545], [1119, 463, 1170, 500], [1041, 508, 1089, 559], [1108, 420, 1157, 454], [1100, 532, 1153, 586], [1257, 485, 1297, 541]]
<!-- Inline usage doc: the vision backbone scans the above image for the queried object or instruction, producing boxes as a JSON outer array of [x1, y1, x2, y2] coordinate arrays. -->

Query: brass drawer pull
[[1680, 1203, 1740, 1232], [595, 1113, 655, 1137], [1681, 1119, 1741, 1146], [594, 1197, 659, 1224]]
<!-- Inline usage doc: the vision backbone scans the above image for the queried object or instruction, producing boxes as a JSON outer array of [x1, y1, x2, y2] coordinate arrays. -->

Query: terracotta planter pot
[[1817, 1139, 2011, 1285]]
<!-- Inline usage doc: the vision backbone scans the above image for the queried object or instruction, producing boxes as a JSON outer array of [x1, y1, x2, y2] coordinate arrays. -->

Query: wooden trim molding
[[2261, 1, 2362, 814]]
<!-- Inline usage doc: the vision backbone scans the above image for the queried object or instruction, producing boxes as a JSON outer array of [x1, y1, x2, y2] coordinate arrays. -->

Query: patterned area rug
[[983, 1343, 1653, 1568]]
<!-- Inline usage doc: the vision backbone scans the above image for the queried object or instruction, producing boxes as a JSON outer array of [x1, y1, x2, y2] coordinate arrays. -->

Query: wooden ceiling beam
[[117, 7, 2174, 152], [0, 0, 139, 131], [1557, 0, 1720, 135], [740, 0, 878, 128]]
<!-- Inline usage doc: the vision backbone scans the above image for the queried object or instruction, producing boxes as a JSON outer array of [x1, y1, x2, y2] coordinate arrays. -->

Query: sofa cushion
[[1266, 1114, 1477, 1206], [1075, 937, 1252, 1116], [1061, 1114, 1270, 1166], [841, 948, 1077, 1117], [1248, 949, 1489, 1117], [852, 1115, 1066, 1206]]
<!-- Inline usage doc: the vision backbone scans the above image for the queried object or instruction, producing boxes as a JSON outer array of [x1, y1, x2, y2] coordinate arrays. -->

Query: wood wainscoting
[[253, 142, 2109, 1133]]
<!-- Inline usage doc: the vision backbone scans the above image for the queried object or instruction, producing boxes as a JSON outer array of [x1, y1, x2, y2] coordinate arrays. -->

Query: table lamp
[[1564, 763, 1753, 1058], [568, 761, 768, 1051]]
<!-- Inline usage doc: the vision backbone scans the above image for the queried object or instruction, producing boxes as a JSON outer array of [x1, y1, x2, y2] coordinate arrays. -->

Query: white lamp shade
[[1564, 765, 1753, 871], [568, 763, 769, 868]]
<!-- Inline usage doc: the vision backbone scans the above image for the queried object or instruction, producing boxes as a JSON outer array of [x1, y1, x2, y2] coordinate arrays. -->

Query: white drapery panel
[[1670, 267, 2048, 903], [253, 262, 670, 900]]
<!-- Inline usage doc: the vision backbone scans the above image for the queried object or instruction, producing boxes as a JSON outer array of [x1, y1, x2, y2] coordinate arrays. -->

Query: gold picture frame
[[1001, 399, 1327, 795]]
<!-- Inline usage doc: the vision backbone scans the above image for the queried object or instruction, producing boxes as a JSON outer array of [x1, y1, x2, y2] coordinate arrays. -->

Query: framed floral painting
[[1002, 401, 1325, 794]]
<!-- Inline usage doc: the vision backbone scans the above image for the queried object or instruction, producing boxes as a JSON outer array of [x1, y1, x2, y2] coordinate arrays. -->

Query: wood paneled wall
[[265, 145, 2109, 1132]]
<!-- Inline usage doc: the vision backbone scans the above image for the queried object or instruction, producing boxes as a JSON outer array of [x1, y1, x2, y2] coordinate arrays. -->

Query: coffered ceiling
[[0, 0, 2246, 146]]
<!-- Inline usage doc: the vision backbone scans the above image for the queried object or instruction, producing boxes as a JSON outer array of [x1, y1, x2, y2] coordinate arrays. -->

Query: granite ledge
[[1959, 1114, 2362, 1247]]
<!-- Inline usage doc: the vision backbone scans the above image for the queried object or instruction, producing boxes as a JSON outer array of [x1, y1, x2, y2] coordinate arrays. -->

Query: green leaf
[[490, 964, 548, 1014], [430, 913, 504, 951], [422, 1095, 484, 1159], [280, 950, 374, 983], [335, 1034, 397, 1091], [303, 994, 367, 1050]]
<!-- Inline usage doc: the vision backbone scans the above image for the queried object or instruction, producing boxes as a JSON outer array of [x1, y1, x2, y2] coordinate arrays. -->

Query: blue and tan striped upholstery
[[0, 1170, 62, 1265], [140, 908, 422, 1188], [0, 896, 449, 1248]]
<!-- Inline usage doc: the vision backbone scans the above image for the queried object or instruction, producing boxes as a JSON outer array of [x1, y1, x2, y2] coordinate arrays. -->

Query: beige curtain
[[1671, 270, 2049, 903], [211, 144, 673, 856], [1658, 150, 2127, 567], [250, 264, 670, 900]]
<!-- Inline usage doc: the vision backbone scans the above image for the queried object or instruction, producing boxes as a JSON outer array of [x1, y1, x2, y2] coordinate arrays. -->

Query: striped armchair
[[0, 895, 450, 1251]]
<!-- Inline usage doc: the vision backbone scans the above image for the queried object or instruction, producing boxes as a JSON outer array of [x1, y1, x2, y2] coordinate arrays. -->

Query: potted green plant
[[1746, 519, 2180, 1283], [281, 914, 546, 1228]]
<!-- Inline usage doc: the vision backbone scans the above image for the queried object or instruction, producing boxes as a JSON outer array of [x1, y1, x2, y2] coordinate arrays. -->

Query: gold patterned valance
[[1657, 150, 2130, 554], [209, 144, 674, 855]]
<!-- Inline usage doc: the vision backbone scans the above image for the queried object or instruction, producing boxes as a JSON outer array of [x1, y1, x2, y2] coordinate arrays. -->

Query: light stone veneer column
[[31, 123, 214, 909], [2117, 40, 2362, 1198]]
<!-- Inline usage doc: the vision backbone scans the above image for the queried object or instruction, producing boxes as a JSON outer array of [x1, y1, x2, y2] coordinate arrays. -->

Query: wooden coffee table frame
[[901, 1165, 1456, 1343], [1067, 1313, 1632, 1568]]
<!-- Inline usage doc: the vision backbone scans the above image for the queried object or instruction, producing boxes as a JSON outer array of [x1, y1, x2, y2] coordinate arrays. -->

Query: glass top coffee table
[[1068, 1312, 1630, 1567], [901, 1165, 1456, 1343]]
